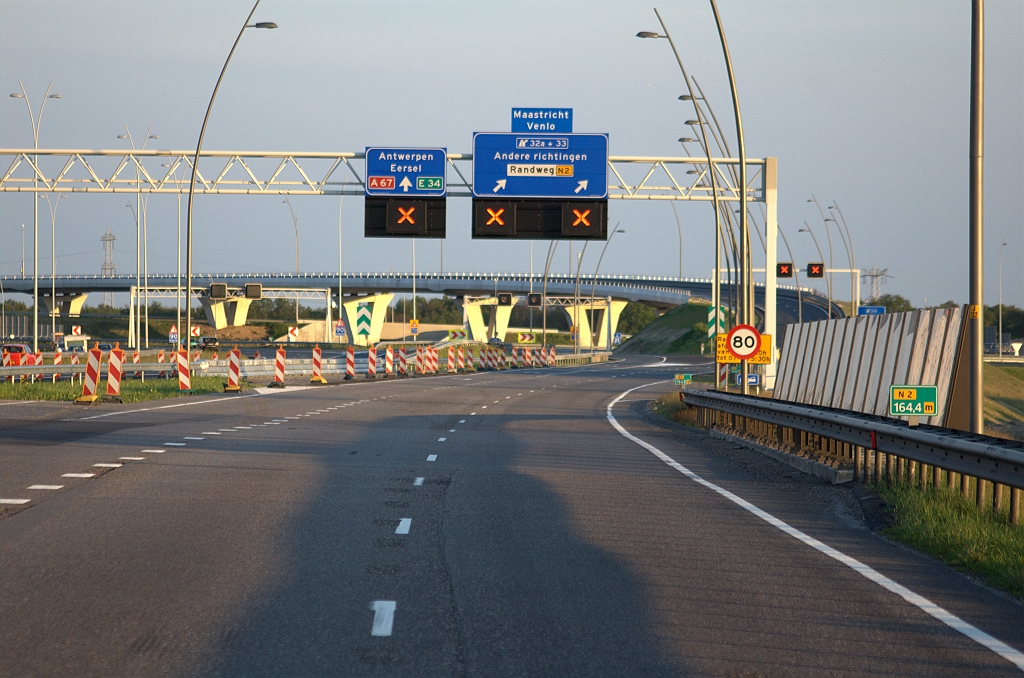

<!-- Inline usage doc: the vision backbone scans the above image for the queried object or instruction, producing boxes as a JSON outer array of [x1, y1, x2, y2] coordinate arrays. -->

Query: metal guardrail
[[683, 389, 1023, 522]]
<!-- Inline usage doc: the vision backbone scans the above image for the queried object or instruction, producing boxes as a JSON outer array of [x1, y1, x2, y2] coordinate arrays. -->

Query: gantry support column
[[342, 293, 395, 346]]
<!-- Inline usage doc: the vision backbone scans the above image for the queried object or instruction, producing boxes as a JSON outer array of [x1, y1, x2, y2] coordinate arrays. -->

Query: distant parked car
[[97, 343, 113, 352], [2, 343, 32, 355], [486, 337, 513, 351], [199, 336, 220, 350]]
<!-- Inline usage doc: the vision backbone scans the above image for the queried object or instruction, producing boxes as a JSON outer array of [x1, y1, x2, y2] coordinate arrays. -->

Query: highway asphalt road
[[1, 356, 1022, 677]]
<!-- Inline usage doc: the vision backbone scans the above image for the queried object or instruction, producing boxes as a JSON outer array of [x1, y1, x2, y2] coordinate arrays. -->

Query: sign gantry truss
[[0, 149, 765, 202]]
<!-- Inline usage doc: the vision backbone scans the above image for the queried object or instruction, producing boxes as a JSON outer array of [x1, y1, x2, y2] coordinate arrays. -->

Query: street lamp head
[[148, 135, 159, 139], [806, 198, 815, 203], [615, 229, 626, 234], [48, 94, 61, 99], [678, 137, 696, 143], [251, 21, 278, 29], [686, 170, 698, 175], [684, 120, 700, 126], [116, 134, 128, 139], [9, 93, 23, 98], [678, 95, 693, 101]]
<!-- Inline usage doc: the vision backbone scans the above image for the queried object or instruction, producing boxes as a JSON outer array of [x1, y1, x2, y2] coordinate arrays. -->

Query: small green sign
[[889, 384, 937, 417], [417, 176, 443, 190], [674, 373, 692, 386]]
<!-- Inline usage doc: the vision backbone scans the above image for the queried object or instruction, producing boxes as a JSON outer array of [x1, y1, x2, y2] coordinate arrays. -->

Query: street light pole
[[1000, 241, 1006, 357], [39, 194, 66, 335], [9, 81, 61, 353], [777, 225, 802, 323], [590, 226, 625, 350], [968, 0, 985, 436], [184, 2, 276, 375], [828, 200, 858, 314], [118, 126, 158, 348], [283, 197, 300, 323], [800, 222, 831, 319]]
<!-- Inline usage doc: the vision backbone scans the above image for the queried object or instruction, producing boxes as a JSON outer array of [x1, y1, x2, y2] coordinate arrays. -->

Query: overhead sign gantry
[[364, 147, 447, 238]]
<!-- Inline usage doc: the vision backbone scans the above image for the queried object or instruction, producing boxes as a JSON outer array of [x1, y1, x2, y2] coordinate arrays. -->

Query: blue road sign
[[472, 133, 608, 199], [334, 321, 346, 337], [735, 373, 760, 386], [511, 108, 572, 133], [858, 305, 886, 316], [365, 147, 446, 197]]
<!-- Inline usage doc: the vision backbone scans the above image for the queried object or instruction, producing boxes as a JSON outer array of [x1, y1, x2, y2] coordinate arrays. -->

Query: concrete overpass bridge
[[1, 271, 838, 348]]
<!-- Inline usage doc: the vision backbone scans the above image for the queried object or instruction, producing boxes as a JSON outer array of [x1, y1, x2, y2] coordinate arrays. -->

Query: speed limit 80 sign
[[727, 324, 761, 361]]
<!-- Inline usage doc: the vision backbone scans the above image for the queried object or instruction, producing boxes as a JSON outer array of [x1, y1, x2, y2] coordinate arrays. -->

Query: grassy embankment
[[614, 302, 711, 355]]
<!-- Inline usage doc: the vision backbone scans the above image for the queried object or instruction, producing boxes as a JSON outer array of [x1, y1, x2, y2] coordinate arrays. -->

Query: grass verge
[[872, 481, 1024, 602], [652, 392, 698, 426], [0, 376, 235, 404]]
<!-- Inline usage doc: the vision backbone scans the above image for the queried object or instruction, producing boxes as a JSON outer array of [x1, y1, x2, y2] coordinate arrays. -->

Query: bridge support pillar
[[463, 297, 518, 342], [224, 298, 254, 326], [342, 294, 394, 346], [563, 299, 627, 349], [199, 297, 229, 331], [40, 293, 89, 319]]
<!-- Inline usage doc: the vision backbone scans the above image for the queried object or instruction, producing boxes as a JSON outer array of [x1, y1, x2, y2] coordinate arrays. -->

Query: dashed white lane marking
[[265, 422, 279, 425], [481, 406, 487, 409], [438, 438, 446, 442], [0, 498, 30, 504], [141, 449, 165, 454], [94, 463, 121, 468], [470, 413, 477, 416], [202, 432, 222, 435], [414, 478, 424, 486], [427, 455, 438, 462], [62, 473, 95, 478], [606, 381, 1024, 672], [370, 600, 396, 636], [459, 419, 466, 423], [286, 417, 300, 420], [530, 390, 534, 392], [164, 442, 186, 447], [27, 485, 63, 490], [505, 396, 511, 399], [449, 429, 456, 432], [119, 456, 146, 461], [493, 401, 499, 403], [396, 518, 412, 535], [219, 428, 236, 432], [183, 436, 204, 440], [518, 393, 522, 396], [234, 426, 252, 429]]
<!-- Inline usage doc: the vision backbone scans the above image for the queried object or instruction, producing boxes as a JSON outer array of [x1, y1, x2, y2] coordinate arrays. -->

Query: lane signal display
[[365, 198, 446, 238], [497, 293, 513, 306], [473, 198, 606, 240], [527, 293, 542, 307], [807, 263, 825, 278], [776, 263, 794, 278]]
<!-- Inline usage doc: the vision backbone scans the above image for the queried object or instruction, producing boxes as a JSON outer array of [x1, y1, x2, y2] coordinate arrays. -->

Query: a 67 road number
[[727, 324, 761, 360]]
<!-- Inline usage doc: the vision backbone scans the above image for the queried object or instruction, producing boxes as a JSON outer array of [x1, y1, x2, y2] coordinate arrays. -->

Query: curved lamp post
[[118, 127, 159, 348], [282, 197, 300, 323], [589, 226, 625, 350], [10, 81, 61, 353], [777, 224, 802, 323], [799, 222, 832, 319], [39, 194, 66, 333], [828, 200, 857, 314], [184, 4, 276, 370]]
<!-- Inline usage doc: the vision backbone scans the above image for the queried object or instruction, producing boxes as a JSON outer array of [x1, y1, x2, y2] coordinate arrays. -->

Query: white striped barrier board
[[133, 350, 141, 378], [346, 346, 356, 379], [399, 347, 407, 376], [367, 346, 377, 378], [177, 350, 191, 391], [226, 349, 242, 391], [385, 346, 394, 377], [310, 345, 326, 384], [274, 348, 286, 384], [106, 347, 124, 397], [81, 347, 102, 400]]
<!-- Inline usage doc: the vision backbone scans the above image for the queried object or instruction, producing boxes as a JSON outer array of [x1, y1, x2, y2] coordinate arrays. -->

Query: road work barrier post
[[467, 347, 476, 372], [416, 346, 423, 376], [367, 345, 377, 379], [345, 346, 355, 380], [399, 346, 407, 376], [33, 352, 44, 382], [210, 349, 218, 361], [458, 346, 465, 372], [158, 350, 166, 378], [501, 347, 508, 370], [71, 351, 80, 384], [133, 349, 141, 379], [430, 347, 438, 373], [310, 345, 327, 385], [105, 344, 125, 401], [226, 347, 243, 392], [53, 349, 62, 383], [515, 346, 522, 369], [269, 347, 286, 388], [75, 344, 103, 404], [524, 347, 532, 367], [177, 350, 191, 391], [385, 346, 394, 377], [1, 350, 9, 383], [447, 347, 456, 373]]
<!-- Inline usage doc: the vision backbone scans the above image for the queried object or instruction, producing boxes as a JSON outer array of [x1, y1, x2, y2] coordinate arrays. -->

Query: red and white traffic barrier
[[367, 345, 377, 378], [385, 346, 394, 377], [226, 348, 242, 391], [2, 350, 9, 383], [467, 348, 475, 372], [345, 346, 355, 380], [399, 346, 407, 376], [106, 344, 125, 398], [75, 345, 103, 403], [310, 345, 326, 385], [524, 347, 532, 367], [514, 346, 523, 369], [211, 349, 219, 361], [32, 351, 44, 382], [52, 349, 62, 383], [273, 347, 286, 386], [71, 351, 80, 383], [501, 347, 507, 370], [158, 350, 166, 377], [132, 349, 141, 378], [177, 350, 191, 391], [432, 347, 439, 373], [548, 346, 556, 366], [458, 346, 465, 372], [447, 347, 456, 373], [416, 346, 424, 375], [193, 349, 201, 362]]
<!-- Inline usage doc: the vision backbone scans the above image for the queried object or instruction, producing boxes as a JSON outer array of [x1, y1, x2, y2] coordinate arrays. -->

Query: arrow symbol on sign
[[574, 180, 588, 194], [493, 179, 506, 193], [399, 176, 412, 193]]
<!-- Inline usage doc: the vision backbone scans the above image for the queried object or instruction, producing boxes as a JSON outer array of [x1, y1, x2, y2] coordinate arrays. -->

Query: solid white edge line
[[606, 380, 1024, 672]]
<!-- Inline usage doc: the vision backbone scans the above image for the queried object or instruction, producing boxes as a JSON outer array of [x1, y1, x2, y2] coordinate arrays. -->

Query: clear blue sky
[[1, 1, 1021, 307]]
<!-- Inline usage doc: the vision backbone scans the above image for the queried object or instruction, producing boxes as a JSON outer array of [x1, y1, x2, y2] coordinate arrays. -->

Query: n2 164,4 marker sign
[[727, 324, 761, 361]]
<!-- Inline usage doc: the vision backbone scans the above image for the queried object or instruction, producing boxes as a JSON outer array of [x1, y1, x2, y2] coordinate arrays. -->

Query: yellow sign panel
[[716, 334, 740, 364], [893, 388, 917, 401], [748, 334, 773, 365], [556, 165, 574, 176], [717, 334, 773, 364]]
